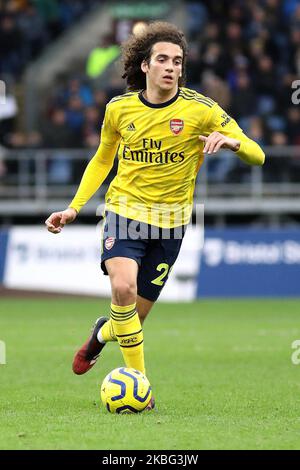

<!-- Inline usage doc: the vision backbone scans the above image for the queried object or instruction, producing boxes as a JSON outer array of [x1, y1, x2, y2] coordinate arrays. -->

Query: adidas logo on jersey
[[127, 122, 136, 131]]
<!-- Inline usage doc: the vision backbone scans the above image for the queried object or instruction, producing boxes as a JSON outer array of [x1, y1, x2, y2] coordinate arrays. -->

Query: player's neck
[[143, 85, 178, 104]]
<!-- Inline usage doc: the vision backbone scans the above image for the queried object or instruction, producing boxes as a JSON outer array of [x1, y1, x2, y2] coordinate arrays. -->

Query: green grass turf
[[0, 298, 300, 450]]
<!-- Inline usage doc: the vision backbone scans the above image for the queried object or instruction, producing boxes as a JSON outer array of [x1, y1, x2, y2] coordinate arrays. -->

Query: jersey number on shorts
[[151, 263, 170, 286]]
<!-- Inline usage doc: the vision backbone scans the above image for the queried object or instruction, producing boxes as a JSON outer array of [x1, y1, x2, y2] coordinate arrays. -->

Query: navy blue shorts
[[101, 211, 186, 301]]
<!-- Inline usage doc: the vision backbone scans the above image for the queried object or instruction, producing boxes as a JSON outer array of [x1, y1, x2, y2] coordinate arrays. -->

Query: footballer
[[45, 22, 265, 409]]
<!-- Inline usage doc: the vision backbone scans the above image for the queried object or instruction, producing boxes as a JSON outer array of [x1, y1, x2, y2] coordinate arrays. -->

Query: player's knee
[[112, 280, 137, 304]]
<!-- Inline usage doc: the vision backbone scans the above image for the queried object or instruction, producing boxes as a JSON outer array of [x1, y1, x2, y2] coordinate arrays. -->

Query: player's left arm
[[199, 104, 265, 165]]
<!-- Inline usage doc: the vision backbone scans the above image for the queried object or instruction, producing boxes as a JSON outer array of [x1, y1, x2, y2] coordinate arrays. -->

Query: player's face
[[142, 42, 183, 92]]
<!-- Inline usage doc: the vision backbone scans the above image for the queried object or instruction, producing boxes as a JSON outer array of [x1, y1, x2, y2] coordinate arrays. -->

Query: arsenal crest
[[170, 119, 184, 135], [105, 237, 115, 250]]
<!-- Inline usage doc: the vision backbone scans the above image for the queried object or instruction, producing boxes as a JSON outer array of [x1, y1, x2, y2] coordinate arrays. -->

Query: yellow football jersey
[[70, 87, 265, 227]]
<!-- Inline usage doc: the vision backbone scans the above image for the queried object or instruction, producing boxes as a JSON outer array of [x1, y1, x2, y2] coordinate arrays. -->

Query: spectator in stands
[[247, 117, 267, 147], [201, 71, 231, 110], [185, 1, 208, 40], [286, 107, 300, 145], [0, 14, 24, 76], [42, 108, 74, 184], [93, 89, 108, 110], [64, 76, 94, 107], [290, 3, 300, 30], [33, 0, 62, 39], [255, 55, 276, 96], [86, 33, 120, 80], [18, 2, 47, 60], [230, 72, 257, 118], [42, 108, 76, 148], [0, 144, 6, 179], [265, 131, 289, 182], [82, 106, 102, 144], [65, 95, 85, 134], [200, 42, 228, 79], [185, 41, 202, 88]]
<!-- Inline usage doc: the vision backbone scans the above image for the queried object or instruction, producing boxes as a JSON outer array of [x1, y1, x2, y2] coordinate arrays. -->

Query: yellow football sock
[[110, 303, 145, 374], [99, 319, 116, 342]]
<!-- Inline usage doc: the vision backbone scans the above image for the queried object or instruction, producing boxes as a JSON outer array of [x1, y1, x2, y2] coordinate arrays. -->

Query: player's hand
[[199, 132, 240, 154], [45, 207, 77, 234]]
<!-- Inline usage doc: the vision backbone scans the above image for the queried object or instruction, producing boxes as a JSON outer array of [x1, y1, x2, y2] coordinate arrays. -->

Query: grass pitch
[[0, 298, 300, 450]]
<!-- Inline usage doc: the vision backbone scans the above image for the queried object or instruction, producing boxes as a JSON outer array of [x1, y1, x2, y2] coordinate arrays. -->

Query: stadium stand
[[0, 0, 300, 226]]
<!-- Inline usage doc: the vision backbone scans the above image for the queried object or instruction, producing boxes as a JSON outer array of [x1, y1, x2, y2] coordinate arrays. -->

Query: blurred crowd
[[185, 0, 300, 151], [0, 0, 100, 76], [1, 0, 300, 184], [184, 0, 300, 182]]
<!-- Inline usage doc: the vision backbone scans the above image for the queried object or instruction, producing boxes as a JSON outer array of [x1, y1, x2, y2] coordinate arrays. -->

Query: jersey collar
[[138, 89, 180, 108]]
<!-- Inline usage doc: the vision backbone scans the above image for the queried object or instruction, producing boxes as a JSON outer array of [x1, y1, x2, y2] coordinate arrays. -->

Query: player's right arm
[[45, 104, 120, 234]]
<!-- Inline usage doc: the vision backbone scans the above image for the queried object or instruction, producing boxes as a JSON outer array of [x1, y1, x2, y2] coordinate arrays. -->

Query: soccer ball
[[100, 367, 152, 414]]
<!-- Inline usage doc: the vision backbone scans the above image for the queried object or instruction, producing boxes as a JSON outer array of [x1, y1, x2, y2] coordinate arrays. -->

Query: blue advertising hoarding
[[0, 230, 9, 283], [197, 229, 300, 297]]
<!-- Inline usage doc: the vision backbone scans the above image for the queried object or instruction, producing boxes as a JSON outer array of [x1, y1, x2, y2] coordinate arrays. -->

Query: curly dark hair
[[122, 21, 188, 91]]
